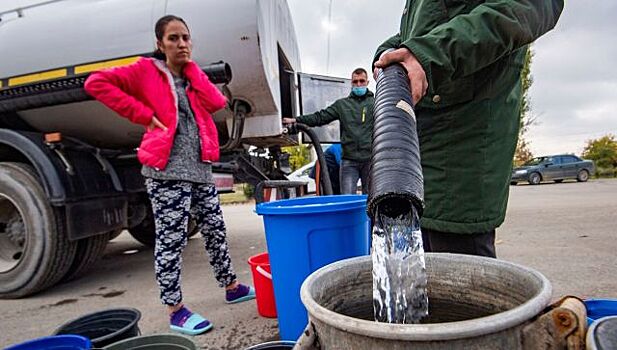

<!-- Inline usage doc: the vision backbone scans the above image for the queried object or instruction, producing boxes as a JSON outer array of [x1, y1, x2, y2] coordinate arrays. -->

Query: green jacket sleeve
[[401, 0, 564, 84], [372, 34, 401, 70], [296, 101, 340, 127]]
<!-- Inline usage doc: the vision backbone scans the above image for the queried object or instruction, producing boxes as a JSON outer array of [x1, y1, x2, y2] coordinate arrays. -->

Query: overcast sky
[[288, 0, 617, 156]]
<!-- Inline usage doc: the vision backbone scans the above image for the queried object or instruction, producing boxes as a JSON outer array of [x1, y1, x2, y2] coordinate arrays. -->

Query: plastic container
[[244, 340, 296, 350], [248, 252, 277, 318], [585, 299, 617, 325], [255, 195, 369, 341], [5, 335, 91, 350], [102, 334, 197, 350], [53, 308, 141, 348]]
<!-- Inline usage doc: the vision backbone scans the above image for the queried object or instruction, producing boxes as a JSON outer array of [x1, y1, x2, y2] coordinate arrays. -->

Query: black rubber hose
[[0, 62, 231, 114], [293, 123, 333, 196], [367, 64, 424, 220]]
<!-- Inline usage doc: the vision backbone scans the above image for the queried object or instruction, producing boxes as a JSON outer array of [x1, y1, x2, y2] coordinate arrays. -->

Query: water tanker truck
[[0, 0, 349, 298]]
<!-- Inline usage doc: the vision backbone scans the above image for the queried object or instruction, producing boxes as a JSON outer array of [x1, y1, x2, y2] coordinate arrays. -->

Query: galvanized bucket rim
[[300, 253, 552, 341]]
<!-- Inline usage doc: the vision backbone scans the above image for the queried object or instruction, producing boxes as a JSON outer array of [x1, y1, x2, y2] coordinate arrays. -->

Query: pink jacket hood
[[84, 57, 227, 169]]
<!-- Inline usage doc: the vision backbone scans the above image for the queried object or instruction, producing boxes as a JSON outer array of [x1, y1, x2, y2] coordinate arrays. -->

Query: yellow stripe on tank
[[8, 69, 67, 86], [74, 56, 140, 74]]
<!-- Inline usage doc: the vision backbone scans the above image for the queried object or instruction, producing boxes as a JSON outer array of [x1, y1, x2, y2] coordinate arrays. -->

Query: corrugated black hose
[[367, 64, 424, 220]]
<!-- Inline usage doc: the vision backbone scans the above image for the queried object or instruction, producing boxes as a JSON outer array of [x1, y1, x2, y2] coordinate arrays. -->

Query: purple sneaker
[[225, 284, 256, 304], [169, 306, 213, 335]]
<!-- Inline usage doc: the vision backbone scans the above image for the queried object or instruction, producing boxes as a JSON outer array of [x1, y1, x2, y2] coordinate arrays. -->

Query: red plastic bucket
[[248, 253, 277, 318]]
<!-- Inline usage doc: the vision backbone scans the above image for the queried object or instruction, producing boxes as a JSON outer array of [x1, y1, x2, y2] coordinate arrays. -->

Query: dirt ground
[[1, 179, 615, 349]]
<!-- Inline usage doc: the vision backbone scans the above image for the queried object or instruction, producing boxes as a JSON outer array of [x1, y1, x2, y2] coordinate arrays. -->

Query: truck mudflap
[[65, 196, 127, 241]]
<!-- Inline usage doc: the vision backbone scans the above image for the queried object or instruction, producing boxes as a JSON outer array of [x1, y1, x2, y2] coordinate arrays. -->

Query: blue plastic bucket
[[585, 299, 617, 325], [5, 335, 91, 350], [256, 195, 370, 341]]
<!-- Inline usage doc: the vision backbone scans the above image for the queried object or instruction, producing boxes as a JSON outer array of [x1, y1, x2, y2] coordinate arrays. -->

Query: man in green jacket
[[373, 0, 564, 257], [283, 68, 375, 194]]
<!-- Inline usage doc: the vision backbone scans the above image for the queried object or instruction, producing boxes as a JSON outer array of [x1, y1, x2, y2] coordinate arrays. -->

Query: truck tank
[[0, 0, 313, 298], [0, 0, 300, 148]]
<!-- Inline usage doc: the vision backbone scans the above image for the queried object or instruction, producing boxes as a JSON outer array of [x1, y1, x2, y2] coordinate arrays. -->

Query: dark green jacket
[[297, 91, 375, 162], [374, 0, 563, 233]]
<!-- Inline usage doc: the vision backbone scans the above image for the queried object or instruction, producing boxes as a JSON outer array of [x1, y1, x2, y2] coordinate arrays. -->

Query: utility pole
[[326, 0, 333, 74]]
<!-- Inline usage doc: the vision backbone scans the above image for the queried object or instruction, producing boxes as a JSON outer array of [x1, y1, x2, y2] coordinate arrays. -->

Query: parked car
[[511, 155, 595, 185], [287, 162, 317, 193], [287, 161, 362, 193]]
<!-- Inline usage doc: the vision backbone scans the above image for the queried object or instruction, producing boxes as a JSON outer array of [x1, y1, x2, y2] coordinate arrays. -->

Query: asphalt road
[[1, 179, 615, 349]]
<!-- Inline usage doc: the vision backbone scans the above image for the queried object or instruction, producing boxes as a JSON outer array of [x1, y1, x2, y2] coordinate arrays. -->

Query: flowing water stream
[[372, 206, 428, 324]]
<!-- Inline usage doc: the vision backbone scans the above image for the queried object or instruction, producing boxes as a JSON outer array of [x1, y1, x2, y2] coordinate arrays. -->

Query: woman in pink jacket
[[85, 15, 254, 336]]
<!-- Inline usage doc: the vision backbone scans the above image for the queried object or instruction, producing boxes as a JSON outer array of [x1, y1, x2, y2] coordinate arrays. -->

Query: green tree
[[582, 134, 617, 169], [514, 48, 536, 167], [282, 145, 311, 171]]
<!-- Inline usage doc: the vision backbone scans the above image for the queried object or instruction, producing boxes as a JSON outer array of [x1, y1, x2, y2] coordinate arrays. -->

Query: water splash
[[372, 206, 428, 324]]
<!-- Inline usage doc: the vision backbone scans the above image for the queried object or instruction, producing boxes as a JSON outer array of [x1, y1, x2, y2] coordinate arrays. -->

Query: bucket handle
[[294, 322, 320, 349], [256, 265, 272, 280]]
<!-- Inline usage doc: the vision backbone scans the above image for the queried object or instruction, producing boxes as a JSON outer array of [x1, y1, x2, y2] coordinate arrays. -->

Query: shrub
[[595, 167, 617, 178], [243, 183, 255, 198]]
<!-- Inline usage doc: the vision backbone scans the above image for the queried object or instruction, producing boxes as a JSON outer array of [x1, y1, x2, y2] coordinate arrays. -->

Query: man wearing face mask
[[283, 68, 374, 194]]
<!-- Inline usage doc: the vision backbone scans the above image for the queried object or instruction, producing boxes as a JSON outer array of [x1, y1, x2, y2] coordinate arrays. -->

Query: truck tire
[[61, 231, 111, 282], [128, 209, 155, 246], [0, 162, 77, 298], [129, 208, 199, 247], [577, 169, 589, 182], [528, 172, 542, 185]]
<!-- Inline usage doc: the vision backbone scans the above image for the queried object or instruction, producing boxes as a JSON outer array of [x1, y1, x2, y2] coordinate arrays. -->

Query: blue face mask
[[352, 86, 367, 96]]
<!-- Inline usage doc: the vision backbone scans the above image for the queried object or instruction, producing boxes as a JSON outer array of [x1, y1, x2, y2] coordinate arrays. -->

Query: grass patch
[[220, 184, 252, 205]]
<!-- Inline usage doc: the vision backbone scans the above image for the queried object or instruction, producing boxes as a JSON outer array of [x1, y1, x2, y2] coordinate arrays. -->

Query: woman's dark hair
[[153, 15, 190, 60]]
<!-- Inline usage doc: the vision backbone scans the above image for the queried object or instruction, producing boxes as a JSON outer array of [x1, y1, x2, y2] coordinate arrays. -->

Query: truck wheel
[[0, 162, 76, 298], [577, 169, 589, 182], [128, 209, 155, 246], [61, 232, 111, 282], [528, 172, 542, 185], [129, 208, 199, 247]]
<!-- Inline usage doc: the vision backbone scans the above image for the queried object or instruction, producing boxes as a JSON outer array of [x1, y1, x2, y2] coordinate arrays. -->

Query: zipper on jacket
[[362, 107, 366, 123], [152, 59, 179, 130]]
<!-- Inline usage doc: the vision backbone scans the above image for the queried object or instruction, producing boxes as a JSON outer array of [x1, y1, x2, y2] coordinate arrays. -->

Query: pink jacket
[[84, 57, 227, 169]]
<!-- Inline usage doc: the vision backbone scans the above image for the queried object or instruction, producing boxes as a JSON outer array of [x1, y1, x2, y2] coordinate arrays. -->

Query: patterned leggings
[[145, 178, 237, 305]]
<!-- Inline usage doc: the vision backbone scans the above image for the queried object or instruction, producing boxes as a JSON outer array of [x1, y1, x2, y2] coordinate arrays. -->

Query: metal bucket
[[296, 254, 553, 349], [245, 340, 296, 350]]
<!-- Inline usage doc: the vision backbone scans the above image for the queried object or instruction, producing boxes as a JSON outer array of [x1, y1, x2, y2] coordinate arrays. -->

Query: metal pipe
[[220, 100, 247, 151], [202, 61, 232, 85]]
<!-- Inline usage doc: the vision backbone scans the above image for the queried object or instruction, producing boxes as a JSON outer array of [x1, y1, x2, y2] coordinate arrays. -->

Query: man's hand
[[282, 117, 296, 125], [374, 48, 428, 106], [147, 116, 168, 132]]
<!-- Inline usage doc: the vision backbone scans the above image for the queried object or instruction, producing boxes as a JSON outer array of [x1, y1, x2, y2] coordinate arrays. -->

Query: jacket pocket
[[138, 129, 170, 165], [419, 75, 474, 110]]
